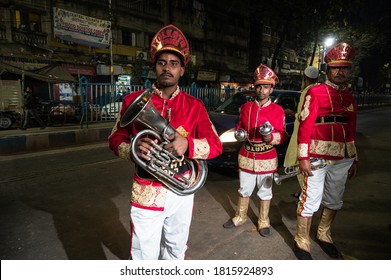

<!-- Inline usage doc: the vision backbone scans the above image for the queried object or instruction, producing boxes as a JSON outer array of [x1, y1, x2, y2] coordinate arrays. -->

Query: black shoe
[[40, 126, 46, 129], [258, 227, 270, 237], [315, 237, 340, 258], [223, 219, 235, 229], [20, 127, 26, 130], [293, 243, 313, 260]]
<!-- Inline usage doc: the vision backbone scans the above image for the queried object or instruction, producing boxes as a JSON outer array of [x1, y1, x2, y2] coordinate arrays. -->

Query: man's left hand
[[348, 162, 358, 179], [164, 132, 188, 157], [263, 134, 271, 143]]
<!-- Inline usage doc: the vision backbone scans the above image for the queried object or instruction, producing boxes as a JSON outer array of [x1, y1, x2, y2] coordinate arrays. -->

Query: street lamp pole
[[109, 0, 114, 87]]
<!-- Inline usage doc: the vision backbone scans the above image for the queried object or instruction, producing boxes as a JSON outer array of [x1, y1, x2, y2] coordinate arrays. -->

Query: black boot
[[294, 243, 313, 260], [315, 237, 340, 258], [223, 219, 235, 228]]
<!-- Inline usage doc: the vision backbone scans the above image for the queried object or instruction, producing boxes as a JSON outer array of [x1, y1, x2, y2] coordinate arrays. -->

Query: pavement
[[1, 108, 390, 262], [0, 121, 114, 155]]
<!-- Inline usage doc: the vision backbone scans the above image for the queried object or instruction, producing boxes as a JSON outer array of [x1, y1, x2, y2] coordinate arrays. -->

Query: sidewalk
[[0, 121, 114, 155]]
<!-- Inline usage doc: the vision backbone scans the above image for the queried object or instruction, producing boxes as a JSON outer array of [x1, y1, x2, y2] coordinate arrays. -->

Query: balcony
[[12, 28, 47, 45]]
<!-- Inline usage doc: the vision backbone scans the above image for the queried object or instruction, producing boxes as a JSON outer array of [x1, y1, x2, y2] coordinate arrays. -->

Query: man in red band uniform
[[223, 64, 287, 237], [293, 42, 358, 260], [108, 24, 222, 260]]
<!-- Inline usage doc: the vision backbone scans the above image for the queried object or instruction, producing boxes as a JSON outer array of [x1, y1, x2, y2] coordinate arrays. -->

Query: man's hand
[[263, 134, 272, 143], [135, 137, 158, 161], [164, 132, 188, 157], [299, 159, 313, 177], [348, 162, 358, 180]]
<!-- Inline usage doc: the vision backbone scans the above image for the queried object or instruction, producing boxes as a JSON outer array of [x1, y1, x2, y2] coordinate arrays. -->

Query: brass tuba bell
[[120, 89, 208, 196]]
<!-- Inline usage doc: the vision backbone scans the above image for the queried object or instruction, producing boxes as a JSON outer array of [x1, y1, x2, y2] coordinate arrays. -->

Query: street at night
[[1, 107, 390, 261]]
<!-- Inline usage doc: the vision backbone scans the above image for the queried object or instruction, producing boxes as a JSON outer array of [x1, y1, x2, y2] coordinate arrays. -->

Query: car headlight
[[219, 128, 238, 143]]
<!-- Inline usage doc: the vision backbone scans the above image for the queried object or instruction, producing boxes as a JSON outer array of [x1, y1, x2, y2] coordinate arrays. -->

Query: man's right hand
[[299, 159, 313, 177], [135, 137, 158, 161]]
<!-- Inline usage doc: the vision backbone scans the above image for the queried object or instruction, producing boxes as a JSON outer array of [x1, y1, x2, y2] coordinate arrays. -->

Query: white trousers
[[298, 158, 354, 217], [238, 170, 273, 200], [129, 190, 194, 260]]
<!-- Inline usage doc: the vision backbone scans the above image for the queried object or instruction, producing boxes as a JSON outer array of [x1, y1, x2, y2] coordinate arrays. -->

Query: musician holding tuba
[[108, 24, 222, 260], [292, 42, 358, 260], [223, 64, 287, 238]]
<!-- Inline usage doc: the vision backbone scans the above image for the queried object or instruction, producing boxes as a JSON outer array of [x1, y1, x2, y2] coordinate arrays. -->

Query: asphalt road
[[0, 107, 390, 260]]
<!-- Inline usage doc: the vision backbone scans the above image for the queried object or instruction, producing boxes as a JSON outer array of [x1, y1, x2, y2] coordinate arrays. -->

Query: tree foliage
[[263, 0, 390, 87]]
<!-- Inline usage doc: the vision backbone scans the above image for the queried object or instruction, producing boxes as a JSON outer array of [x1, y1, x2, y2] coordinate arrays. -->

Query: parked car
[[207, 89, 301, 168], [100, 101, 123, 120]]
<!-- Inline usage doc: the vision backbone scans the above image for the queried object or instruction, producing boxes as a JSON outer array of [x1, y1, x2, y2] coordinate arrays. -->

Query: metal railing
[[353, 91, 391, 109], [78, 78, 391, 126], [12, 28, 48, 45], [78, 80, 232, 126]]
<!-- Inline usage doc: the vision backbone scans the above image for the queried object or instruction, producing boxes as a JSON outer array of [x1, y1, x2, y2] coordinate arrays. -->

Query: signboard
[[62, 63, 96, 76], [117, 75, 131, 95], [197, 70, 217, 81], [58, 83, 76, 101], [53, 7, 111, 49]]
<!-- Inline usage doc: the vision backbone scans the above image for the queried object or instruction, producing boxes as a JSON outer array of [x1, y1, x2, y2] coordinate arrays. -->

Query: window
[[122, 30, 136, 46], [15, 10, 41, 32], [263, 25, 271, 36]]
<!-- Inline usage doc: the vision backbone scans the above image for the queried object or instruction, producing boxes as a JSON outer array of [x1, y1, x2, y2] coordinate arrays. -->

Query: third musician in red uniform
[[223, 64, 287, 237], [293, 42, 358, 260]]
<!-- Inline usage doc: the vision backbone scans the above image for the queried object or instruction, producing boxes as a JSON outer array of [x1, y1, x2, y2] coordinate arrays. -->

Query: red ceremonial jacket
[[109, 85, 222, 210], [236, 99, 287, 174], [297, 81, 358, 162]]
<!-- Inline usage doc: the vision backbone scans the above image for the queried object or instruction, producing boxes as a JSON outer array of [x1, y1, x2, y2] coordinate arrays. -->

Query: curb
[[0, 127, 112, 155]]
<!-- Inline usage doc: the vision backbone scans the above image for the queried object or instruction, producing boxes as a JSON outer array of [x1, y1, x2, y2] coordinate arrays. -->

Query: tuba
[[120, 88, 208, 196]]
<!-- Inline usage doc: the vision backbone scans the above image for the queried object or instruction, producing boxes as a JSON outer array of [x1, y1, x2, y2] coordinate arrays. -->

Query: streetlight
[[320, 36, 335, 73], [324, 37, 335, 49]]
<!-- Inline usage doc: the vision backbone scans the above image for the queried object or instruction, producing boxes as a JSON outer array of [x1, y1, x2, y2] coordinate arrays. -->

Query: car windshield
[[214, 91, 278, 115], [214, 92, 252, 114]]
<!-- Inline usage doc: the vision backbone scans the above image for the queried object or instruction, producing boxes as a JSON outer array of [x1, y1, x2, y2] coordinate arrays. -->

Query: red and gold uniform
[[109, 84, 222, 211], [109, 24, 222, 260], [293, 42, 358, 260], [223, 64, 286, 237], [297, 81, 357, 162], [237, 100, 286, 173]]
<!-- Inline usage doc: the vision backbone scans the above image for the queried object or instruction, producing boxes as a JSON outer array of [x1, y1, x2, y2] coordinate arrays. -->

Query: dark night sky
[[350, 0, 391, 85]]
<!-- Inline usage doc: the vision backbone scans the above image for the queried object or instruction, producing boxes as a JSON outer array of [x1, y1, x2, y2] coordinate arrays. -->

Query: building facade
[[0, 0, 304, 91]]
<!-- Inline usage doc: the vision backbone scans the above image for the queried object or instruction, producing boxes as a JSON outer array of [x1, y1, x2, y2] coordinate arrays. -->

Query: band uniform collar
[[152, 83, 180, 99], [325, 80, 347, 91], [255, 98, 272, 107]]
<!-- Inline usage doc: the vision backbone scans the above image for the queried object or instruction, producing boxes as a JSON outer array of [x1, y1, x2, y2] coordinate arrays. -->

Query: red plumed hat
[[253, 64, 279, 86], [150, 24, 190, 65], [324, 42, 355, 67]]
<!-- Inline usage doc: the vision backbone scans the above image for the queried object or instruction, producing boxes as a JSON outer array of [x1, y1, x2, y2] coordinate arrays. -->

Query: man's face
[[155, 52, 185, 88], [255, 84, 273, 101], [327, 66, 351, 85]]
